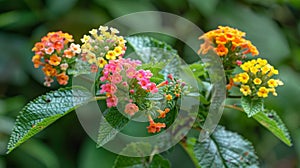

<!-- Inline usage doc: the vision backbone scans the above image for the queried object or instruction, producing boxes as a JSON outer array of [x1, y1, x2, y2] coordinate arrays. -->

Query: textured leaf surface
[[126, 36, 180, 77], [7, 87, 93, 153], [96, 107, 129, 147], [194, 126, 259, 168], [241, 96, 263, 117], [253, 110, 292, 146]]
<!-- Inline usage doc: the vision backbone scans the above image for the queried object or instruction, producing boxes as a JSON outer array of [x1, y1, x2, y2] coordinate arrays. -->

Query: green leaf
[[113, 154, 170, 168], [97, 107, 129, 147], [6, 86, 93, 153], [113, 142, 170, 168], [194, 126, 259, 168], [253, 110, 292, 146], [125, 36, 180, 77], [241, 96, 264, 117]]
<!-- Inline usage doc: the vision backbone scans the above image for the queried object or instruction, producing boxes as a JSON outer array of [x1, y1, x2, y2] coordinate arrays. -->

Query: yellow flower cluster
[[198, 26, 259, 70], [80, 26, 126, 69], [233, 58, 284, 98]]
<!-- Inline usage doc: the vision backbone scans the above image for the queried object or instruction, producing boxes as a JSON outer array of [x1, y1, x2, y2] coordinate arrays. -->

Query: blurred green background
[[1, 0, 300, 167]]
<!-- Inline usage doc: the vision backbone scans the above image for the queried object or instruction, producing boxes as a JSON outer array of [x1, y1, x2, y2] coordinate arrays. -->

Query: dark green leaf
[[194, 126, 259, 168], [241, 96, 264, 117], [253, 110, 292, 146], [96, 107, 129, 147], [7, 86, 93, 153]]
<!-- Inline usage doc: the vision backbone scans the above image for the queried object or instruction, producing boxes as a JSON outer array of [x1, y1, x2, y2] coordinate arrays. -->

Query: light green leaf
[[241, 96, 264, 117], [194, 126, 259, 168], [96, 107, 129, 147], [7, 86, 93, 153], [253, 110, 292, 146]]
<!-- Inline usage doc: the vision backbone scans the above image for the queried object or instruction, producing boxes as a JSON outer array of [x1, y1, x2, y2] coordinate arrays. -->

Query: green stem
[[94, 96, 107, 101], [224, 104, 244, 112]]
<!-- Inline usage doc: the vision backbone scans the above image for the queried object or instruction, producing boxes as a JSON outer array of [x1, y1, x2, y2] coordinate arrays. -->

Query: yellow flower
[[276, 79, 284, 86], [268, 67, 279, 77], [253, 78, 262, 85], [240, 62, 251, 72], [250, 67, 259, 74], [267, 79, 278, 87], [89, 29, 98, 36], [81, 35, 90, 43], [96, 57, 107, 68], [261, 64, 271, 75], [257, 87, 269, 98], [238, 72, 249, 84], [114, 46, 123, 56], [268, 88, 277, 96], [240, 85, 251, 96], [87, 53, 96, 64], [106, 50, 116, 60], [165, 94, 173, 101], [257, 58, 267, 66]]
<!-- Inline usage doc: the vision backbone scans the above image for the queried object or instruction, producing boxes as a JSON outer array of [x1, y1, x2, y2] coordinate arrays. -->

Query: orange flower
[[157, 109, 166, 118], [226, 78, 236, 90], [63, 49, 75, 58], [197, 39, 213, 55], [42, 64, 57, 77], [215, 35, 227, 44], [147, 115, 166, 133], [56, 72, 69, 85], [49, 54, 61, 66], [32, 54, 42, 68], [215, 44, 228, 56]]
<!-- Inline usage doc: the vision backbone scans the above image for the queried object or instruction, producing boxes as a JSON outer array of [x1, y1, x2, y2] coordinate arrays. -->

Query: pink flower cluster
[[100, 58, 159, 115]]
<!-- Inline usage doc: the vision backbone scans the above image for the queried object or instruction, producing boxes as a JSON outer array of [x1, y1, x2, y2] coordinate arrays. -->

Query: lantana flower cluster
[[198, 26, 259, 70], [81, 26, 126, 71], [233, 58, 284, 98], [99, 58, 158, 114], [31, 31, 81, 86]]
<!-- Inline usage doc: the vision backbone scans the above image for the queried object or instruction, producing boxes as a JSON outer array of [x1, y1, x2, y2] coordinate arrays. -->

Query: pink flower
[[130, 89, 135, 94], [111, 73, 122, 84], [136, 70, 146, 80], [148, 83, 158, 93], [126, 68, 136, 78], [45, 47, 54, 55], [106, 95, 118, 107], [100, 83, 117, 94], [144, 70, 153, 78], [138, 78, 149, 90], [124, 103, 139, 116], [122, 81, 128, 87], [236, 60, 243, 66]]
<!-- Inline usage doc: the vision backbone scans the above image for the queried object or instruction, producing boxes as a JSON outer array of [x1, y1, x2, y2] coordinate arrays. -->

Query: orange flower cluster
[[198, 26, 259, 70], [32, 31, 81, 86], [147, 115, 166, 133]]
